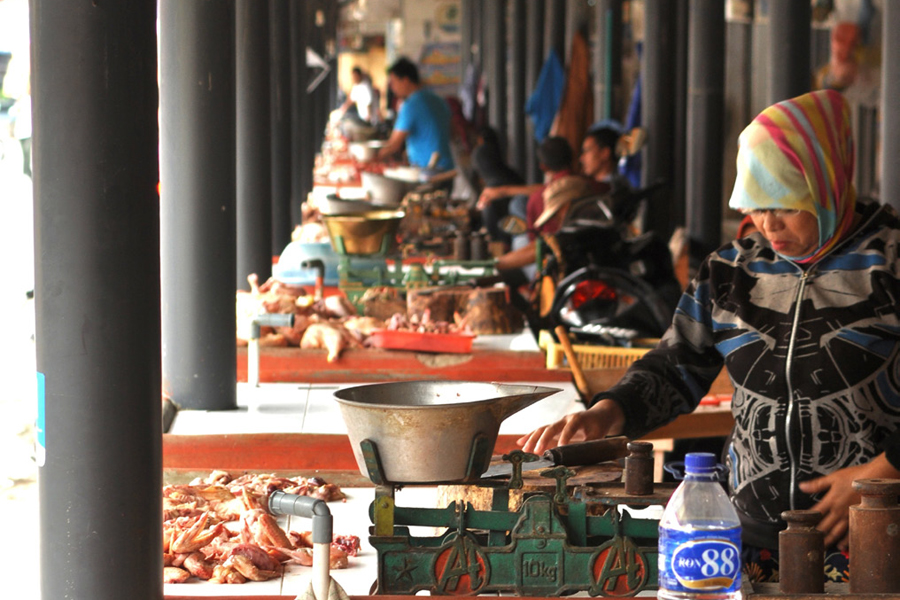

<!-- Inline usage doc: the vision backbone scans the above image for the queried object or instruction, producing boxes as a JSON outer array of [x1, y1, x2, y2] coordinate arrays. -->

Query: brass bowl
[[323, 210, 405, 256]]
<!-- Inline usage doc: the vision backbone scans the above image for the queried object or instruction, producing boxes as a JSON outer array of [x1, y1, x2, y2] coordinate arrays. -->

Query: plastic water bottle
[[658, 452, 742, 600]]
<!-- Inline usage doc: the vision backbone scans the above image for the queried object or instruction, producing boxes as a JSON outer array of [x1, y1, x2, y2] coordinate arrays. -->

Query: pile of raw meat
[[163, 470, 359, 585], [237, 275, 472, 361], [236, 274, 383, 362]]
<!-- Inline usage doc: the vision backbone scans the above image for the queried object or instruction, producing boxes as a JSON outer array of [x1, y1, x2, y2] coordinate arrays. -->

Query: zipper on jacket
[[784, 269, 809, 511]]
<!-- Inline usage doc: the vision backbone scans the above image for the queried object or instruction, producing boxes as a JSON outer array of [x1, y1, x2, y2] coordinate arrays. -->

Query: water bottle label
[[659, 526, 741, 593]]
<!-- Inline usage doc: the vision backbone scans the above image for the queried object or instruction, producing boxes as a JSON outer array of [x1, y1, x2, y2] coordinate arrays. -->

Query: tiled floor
[[165, 340, 583, 596]]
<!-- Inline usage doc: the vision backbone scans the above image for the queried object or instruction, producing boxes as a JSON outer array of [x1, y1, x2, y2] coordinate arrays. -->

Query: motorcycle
[[529, 181, 683, 346]]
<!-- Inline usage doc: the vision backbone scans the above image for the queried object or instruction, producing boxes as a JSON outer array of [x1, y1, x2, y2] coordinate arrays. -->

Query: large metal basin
[[333, 381, 560, 483], [323, 210, 404, 256]]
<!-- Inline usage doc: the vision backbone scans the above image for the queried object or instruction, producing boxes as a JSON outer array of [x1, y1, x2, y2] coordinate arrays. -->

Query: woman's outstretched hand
[[516, 398, 626, 455]]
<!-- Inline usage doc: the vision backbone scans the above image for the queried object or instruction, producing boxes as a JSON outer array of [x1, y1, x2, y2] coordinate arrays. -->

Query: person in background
[[337, 66, 379, 125], [377, 57, 454, 171], [493, 137, 593, 271], [580, 126, 623, 188], [471, 126, 524, 249], [519, 89, 900, 584]]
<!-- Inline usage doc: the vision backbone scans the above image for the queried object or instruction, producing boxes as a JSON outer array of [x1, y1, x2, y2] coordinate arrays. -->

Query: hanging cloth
[[550, 31, 595, 170], [525, 50, 565, 142]]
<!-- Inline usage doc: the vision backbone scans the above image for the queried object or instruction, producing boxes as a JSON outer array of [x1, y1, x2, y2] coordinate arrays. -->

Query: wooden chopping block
[[407, 286, 523, 334], [436, 462, 622, 513]]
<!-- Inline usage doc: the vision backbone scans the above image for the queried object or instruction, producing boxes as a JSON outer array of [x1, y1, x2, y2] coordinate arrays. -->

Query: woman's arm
[[477, 183, 542, 209]]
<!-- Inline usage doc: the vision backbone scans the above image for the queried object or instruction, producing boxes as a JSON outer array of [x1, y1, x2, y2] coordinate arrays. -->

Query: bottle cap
[[684, 452, 717, 475]]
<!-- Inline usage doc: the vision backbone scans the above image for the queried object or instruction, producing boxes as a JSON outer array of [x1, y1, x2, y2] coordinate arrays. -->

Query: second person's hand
[[516, 398, 626, 455]]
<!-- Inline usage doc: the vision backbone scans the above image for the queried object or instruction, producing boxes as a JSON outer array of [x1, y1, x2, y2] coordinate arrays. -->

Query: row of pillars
[[458, 1, 900, 253], [33, 0, 334, 597]]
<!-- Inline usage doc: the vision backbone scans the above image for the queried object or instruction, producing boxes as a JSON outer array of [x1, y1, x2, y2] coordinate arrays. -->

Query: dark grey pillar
[[32, 1, 161, 598], [525, 0, 545, 183], [882, 3, 900, 212], [686, 0, 725, 253], [723, 17, 753, 213], [460, 0, 475, 84], [545, 0, 566, 62], [509, 0, 527, 173], [768, 0, 811, 105], [270, 0, 292, 255], [290, 0, 311, 226], [484, 0, 507, 146], [160, 0, 237, 411], [671, 0, 689, 232], [641, 0, 679, 239], [237, 0, 272, 290], [594, 0, 623, 121]]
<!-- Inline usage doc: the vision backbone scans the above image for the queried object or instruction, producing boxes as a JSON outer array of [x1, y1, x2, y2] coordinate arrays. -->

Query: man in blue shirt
[[377, 57, 454, 171]]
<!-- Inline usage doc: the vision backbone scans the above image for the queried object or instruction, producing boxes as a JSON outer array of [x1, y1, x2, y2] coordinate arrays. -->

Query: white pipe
[[312, 542, 331, 600]]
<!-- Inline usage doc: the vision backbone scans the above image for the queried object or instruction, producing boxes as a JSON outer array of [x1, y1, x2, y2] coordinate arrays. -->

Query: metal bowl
[[360, 171, 418, 206], [348, 140, 385, 162], [320, 195, 377, 215], [322, 210, 404, 256], [333, 381, 560, 483]]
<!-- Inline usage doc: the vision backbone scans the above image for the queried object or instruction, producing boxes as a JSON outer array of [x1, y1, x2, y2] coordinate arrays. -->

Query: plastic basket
[[538, 330, 657, 370]]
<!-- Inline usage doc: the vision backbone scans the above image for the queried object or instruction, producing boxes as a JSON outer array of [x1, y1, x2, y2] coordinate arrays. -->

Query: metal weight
[[849, 478, 900, 593], [779, 510, 824, 594], [624, 441, 654, 495]]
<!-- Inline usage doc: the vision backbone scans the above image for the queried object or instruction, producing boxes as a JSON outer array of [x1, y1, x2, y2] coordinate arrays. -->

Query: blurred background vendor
[[377, 57, 454, 171]]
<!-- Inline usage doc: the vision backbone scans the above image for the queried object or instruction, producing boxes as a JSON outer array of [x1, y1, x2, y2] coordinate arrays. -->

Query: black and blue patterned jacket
[[594, 198, 900, 547]]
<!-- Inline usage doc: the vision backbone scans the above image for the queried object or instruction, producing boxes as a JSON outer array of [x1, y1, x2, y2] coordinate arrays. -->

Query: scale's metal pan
[[334, 380, 559, 484]]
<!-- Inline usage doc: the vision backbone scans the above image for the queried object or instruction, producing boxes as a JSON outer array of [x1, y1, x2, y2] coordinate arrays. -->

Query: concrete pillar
[[237, 0, 272, 290], [767, 0, 811, 104], [484, 0, 507, 146], [509, 0, 527, 173], [33, 0, 162, 597], [686, 0, 726, 253], [525, 0, 545, 183], [882, 3, 900, 211], [159, 0, 237, 410], [270, 0, 292, 255], [594, 0, 623, 121], [641, 0, 679, 238]]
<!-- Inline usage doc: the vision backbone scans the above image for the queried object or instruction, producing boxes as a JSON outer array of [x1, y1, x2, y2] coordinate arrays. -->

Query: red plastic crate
[[368, 330, 475, 354]]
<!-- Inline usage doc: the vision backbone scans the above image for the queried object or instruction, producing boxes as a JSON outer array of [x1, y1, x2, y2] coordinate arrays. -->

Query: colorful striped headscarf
[[728, 89, 856, 263]]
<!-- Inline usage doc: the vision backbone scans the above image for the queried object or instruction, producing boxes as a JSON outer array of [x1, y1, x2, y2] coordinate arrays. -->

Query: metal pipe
[[270, 491, 334, 600], [32, 0, 161, 597], [882, 2, 900, 212], [686, 0, 725, 255], [767, 0, 811, 105], [160, 0, 237, 411], [248, 313, 294, 387], [237, 0, 272, 291], [270, 0, 292, 255]]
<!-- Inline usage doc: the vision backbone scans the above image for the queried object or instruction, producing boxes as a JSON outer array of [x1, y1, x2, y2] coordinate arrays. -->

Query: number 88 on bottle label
[[658, 527, 742, 594]]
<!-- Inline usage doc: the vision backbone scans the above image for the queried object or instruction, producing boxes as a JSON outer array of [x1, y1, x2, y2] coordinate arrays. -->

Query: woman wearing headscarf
[[519, 90, 900, 583]]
